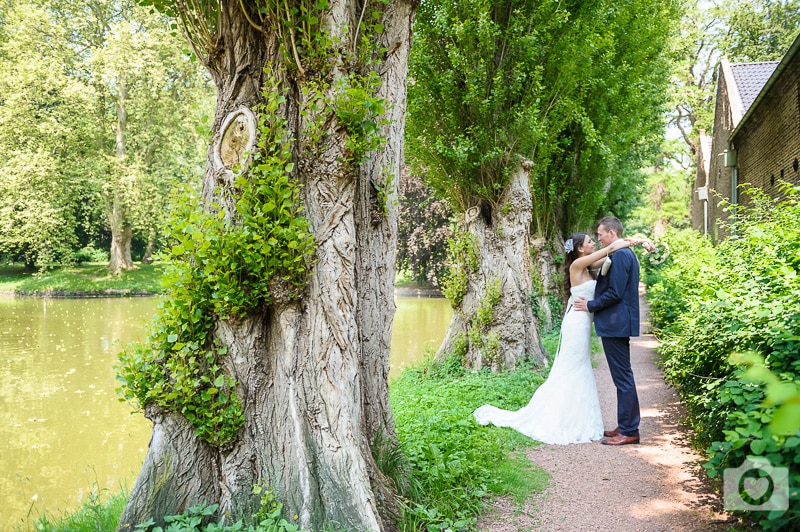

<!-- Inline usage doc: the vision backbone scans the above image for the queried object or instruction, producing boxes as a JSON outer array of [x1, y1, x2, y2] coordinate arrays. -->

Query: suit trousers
[[601, 336, 640, 437]]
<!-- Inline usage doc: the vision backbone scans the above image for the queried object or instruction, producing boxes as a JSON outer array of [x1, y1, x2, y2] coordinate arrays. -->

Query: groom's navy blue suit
[[587, 246, 641, 437]]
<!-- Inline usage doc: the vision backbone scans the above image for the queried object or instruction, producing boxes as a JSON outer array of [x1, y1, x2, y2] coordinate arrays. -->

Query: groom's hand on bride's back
[[573, 296, 589, 311]]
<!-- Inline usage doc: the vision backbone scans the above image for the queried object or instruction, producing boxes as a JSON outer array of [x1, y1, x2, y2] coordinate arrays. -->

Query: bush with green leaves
[[645, 187, 800, 529], [133, 496, 301, 532], [641, 227, 717, 332]]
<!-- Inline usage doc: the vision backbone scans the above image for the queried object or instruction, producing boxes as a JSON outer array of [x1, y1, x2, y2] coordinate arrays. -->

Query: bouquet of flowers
[[645, 242, 670, 265], [630, 233, 671, 265]]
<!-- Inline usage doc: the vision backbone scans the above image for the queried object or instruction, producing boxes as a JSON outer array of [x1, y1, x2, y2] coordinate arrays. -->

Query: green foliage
[[24, 481, 128, 532], [116, 78, 314, 447], [645, 188, 800, 529], [334, 72, 387, 166], [117, 301, 244, 447], [627, 166, 693, 237], [466, 278, 502, 364], [154, 91, 314, 319], [731, 352, 800, 436], [371, 427, 412, 496], [74, 245, 111, 264], [133, 496, 301, 532], [407, 0, 557, 212], [407, 0, 679, 237], [720, 0, 800, 63], [390, 356, 548, 531], [440, 231, 479, 306], [642, 228, 717, 331], [0, 0, 213, 270]]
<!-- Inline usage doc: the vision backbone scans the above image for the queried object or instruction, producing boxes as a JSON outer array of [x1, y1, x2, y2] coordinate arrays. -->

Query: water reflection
[[0, 295, 450, 528], [0, 297, 156, 530], [390, 297, 452, 379]]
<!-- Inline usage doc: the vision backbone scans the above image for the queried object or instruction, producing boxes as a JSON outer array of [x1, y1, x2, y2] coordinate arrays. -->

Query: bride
[[473, 232, 643, 444]]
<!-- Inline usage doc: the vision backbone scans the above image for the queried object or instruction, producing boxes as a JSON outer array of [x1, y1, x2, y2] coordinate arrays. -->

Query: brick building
[[695, 33, 800, 241]]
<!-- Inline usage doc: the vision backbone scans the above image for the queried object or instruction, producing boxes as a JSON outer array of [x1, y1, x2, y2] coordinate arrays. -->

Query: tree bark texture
[[436, 161, 547, 371], [530, 238, 559, 333], [119, 1, 415, 531], [107, 197, 136, 274], [107, 78, 136, 274]]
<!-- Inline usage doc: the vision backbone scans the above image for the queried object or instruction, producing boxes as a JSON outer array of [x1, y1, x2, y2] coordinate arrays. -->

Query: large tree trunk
[[118, 1, 415, 530], [107, 196, 136, 274], [107, 79, 136, 274], [436, 161, 546, 370]]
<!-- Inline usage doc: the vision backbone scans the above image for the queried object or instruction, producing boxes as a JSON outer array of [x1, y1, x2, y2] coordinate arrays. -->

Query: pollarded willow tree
[[407, 0, 557, 370], [407, 0, 678, 362], [116, 0, 415, 530]]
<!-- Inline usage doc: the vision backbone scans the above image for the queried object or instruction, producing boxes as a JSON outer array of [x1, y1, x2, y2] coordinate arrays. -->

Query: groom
[[573, 216, 641, 445]]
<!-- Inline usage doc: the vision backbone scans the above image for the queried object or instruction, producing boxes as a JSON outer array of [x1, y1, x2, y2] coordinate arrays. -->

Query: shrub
[[73, 245, 110, 264], [646, 187, 800, 530]]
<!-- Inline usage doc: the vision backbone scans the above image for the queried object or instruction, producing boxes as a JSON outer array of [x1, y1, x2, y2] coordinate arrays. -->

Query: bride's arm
[[589, 257, 606, 270], [584, 237, 655, 270], [570, 239, 632, 273]]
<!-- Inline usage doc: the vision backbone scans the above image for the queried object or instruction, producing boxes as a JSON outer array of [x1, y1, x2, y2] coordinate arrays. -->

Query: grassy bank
[[18, 337, 567, 531], [0, 263, 165, 296]]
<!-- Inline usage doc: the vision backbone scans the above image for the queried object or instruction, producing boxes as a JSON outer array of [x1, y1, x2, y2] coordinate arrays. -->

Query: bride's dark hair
[[563, 232, 594, 293]]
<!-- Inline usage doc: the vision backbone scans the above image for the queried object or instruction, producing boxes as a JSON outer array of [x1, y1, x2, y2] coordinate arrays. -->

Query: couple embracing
[[474, 216, 651, 446]]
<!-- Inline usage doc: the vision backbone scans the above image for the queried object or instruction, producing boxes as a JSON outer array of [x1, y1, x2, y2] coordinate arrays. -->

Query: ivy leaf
[[750, 439, 767, 455]]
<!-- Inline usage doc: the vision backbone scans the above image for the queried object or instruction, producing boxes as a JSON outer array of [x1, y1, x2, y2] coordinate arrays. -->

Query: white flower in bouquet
[[646, 242, 670, 265]]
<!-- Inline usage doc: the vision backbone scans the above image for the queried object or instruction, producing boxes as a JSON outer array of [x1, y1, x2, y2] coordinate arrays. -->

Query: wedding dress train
[[473, 280, 604, 444]]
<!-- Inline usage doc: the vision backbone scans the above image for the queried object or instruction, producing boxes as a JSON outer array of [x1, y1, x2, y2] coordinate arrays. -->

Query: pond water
[[0, 294, 451, 529]]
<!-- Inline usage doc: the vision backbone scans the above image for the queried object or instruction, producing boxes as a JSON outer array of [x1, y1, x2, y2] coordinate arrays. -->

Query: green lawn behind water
[[0, 263, 165, 295]]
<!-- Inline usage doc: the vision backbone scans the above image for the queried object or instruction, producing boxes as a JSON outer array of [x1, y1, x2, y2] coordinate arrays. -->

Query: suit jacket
[[587, 246, 640, 338]]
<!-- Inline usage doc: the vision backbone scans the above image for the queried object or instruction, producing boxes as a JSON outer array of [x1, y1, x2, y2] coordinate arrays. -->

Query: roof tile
[[730, 61, 780, 111]]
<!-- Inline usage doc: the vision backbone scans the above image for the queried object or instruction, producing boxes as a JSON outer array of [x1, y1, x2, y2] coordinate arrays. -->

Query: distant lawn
[[0, 262, 165, 295]]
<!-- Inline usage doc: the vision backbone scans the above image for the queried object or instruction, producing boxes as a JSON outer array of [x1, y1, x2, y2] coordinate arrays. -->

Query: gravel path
[[477, 286, 737, 531]]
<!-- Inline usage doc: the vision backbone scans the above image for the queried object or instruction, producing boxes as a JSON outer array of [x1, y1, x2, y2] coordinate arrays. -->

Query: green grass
[[390, 354, 552, 530], [0, 263, 165, 295], [18, 484, 129, 532]]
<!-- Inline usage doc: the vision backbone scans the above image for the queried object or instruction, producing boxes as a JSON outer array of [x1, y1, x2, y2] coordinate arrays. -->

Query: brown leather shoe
[[603, 427, 620, 438], [601, 434, 640, 446]]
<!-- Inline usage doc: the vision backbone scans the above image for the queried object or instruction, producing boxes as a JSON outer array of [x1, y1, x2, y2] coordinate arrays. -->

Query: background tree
[[0, 0, 212, 271], [0, 0, 88, 268], [397, 166, 453, 286], [407, 0, 678, 366], [59, 0, 213, 273], [116, 0, 416, 529], [627, 165, 693, 238], [668, 0, 800, 157]]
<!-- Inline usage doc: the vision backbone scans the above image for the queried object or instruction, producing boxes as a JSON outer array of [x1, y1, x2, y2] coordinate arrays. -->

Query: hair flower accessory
[[564, 238, 574, 254]]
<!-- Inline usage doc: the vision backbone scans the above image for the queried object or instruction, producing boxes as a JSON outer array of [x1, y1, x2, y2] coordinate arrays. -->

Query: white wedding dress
[[473, 280, 604, 444]]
